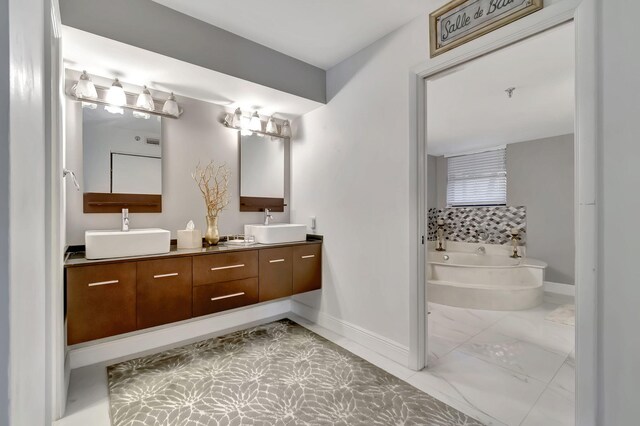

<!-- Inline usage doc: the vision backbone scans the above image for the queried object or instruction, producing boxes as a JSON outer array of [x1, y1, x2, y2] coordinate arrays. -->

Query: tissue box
[[177, 229, 202, 249]]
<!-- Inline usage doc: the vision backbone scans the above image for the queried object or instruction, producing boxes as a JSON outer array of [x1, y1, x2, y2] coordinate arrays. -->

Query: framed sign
[[430, 0, 543, 57]]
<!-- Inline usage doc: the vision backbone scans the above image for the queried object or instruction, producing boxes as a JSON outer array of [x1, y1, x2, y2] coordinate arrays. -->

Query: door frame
[[409, 0, 597, 425]]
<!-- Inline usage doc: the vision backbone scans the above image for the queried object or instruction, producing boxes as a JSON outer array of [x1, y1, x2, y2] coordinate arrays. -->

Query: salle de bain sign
[[430, 0, 543, 57]]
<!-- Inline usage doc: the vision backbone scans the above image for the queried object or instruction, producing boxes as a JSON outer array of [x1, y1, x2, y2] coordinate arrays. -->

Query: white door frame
[[409, 0, 597, 425]]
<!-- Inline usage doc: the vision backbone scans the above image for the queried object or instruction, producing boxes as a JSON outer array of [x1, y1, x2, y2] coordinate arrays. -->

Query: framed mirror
[[82, 106, 163, 213], [239, 133, 285, 212]]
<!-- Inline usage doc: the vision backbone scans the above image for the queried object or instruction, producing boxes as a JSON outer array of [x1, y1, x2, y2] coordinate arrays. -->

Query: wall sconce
[[266, 116, 278, 134], [249, 111, 262, 132], [280, 120, 292, 138], [73, 70, 98, 99], [104, 78, 126, 114], [136, 85, 155, 111], [162, 92, 179, 116]]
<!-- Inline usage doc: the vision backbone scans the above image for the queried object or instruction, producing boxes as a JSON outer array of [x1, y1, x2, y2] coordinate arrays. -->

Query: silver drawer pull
[[269, 259, 285, 263], [211, 264, 245, 271], [88, 280, 119, 287], [153, 273, 179, 279], [211, 292, 245, 301], [301, 255, 315, 259]]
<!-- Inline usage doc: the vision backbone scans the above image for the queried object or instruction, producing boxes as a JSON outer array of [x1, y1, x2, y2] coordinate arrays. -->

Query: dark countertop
[[65, 238, 322, 268]]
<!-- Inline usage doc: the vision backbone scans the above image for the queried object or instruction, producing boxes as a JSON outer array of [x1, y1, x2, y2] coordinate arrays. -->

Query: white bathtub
[[428, 247, 546, 311]]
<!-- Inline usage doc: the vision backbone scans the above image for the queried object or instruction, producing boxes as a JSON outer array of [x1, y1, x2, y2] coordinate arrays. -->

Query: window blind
[[447, 148, 507, 207]]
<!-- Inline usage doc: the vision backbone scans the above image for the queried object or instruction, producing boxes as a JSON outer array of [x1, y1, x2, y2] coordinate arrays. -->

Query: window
[[447, 148, 507, 207]]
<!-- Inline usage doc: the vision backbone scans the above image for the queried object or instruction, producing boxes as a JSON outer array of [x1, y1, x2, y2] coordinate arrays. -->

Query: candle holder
[[436, 218, 446, 252], [509, 229, 521, 258]]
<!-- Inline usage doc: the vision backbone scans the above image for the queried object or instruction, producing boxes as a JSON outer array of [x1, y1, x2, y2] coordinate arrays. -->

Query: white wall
[[65, 95, 290, 245], [599, 0, 640, 424], [0, 0, 10, 422], [290, 14, 430, 350], [8, 0, 48, 423], [507, 134, 574, 284]]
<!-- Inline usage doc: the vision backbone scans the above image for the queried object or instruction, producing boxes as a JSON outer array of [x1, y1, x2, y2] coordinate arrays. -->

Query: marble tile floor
[[55, 297, 574, 426]]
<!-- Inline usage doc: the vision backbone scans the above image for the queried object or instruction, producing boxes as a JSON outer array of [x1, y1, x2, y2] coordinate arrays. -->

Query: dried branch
[[192, 161, 230, 218]]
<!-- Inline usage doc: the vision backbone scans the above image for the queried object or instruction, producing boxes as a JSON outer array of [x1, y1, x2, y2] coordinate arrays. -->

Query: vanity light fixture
[[249, 111, 262, 132], [280, 120, 292, 138], [135, 85, 155, 111], [74, 70, 98, 99], [265, 116, 278, 134], [162, 92, 180, 117]]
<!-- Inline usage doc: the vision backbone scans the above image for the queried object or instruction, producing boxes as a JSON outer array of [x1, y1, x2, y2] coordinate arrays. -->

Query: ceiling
[[151, 0, 441, 70], [62, 26, 323, 119], [427, 22, 575, 156]]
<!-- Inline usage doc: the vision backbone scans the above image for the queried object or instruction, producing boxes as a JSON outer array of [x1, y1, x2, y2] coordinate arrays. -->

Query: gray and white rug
[[108, 319, 483, 425]]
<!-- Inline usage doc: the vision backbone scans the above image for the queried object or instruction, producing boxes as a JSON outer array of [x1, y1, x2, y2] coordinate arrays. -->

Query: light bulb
[[232, 108, 242, 128], [281, 120, 292, 138], [106, 78, 127, 107], [74, 70, 98, 99], [136, 85, 155, 111], [266, 116, 278, 134], [249, 111, 262, 132], [162, 92, 180, 116]]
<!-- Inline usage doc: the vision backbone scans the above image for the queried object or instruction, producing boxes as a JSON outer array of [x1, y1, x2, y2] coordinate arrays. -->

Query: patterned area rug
[[108, 319, 483, 425]]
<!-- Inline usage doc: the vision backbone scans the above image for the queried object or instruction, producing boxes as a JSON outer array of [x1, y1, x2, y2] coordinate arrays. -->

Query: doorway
[[423, 22, 575, 426]]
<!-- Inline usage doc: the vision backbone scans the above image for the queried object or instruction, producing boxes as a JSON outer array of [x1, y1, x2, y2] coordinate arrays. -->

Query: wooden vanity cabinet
[[136, 257, 192, 329], [259, 247, 293, 302], [66, 241, 322, 345], [67, 262, 137, 345], [293, 244, 322, 294], [192, 251, 260, 317]]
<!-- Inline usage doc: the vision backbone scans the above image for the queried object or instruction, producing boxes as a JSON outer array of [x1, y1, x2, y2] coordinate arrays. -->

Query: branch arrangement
[[192, 161, 230, 218]]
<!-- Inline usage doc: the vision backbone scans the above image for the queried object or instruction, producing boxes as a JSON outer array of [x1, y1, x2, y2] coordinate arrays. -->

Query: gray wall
[[59, 0, 326, 103], [0, 0, 9, 422], [65, 94, 290, 245], [600, 1, 640, 423], [429, 134, 575, 284], [507, 134, 575, 284]]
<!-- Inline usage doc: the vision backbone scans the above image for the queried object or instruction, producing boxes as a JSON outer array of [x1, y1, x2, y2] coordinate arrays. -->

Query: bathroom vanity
[[64, 239, 322, 345]]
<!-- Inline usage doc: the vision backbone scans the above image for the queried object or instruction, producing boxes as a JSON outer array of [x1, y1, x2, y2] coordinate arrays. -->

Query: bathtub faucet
[[476, 246, 486, 255]]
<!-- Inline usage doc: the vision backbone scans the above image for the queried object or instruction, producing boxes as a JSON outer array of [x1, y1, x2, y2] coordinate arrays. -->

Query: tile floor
[[55, 295, 574, 426]]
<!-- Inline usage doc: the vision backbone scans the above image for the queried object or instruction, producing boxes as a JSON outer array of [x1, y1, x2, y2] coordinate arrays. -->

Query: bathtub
[[428, 247, 547, 310]]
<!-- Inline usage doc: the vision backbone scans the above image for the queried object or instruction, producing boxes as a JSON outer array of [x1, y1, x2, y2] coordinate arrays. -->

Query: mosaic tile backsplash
[[428, 206, 526, 245]]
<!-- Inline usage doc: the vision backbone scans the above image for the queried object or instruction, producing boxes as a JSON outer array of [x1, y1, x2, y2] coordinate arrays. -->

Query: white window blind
[[447, 148, 507, 207]]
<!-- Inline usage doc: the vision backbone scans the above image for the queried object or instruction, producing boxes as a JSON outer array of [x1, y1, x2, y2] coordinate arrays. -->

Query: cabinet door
[[193, 278, 259, 317], [293, 244, 322, 294], [67, 263, 137, 345], [193, 250, 259, 286], [259, 247, 293, 302], [137, 257, 192, 329]]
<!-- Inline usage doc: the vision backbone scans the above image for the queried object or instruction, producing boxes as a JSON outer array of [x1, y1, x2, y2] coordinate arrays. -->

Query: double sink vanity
[[65, 224, 321, 345]]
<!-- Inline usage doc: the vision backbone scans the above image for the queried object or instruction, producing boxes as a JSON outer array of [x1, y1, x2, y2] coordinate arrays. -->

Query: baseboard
[[290, 300, 409, 367], [544, 281, 575, 296], [68, 299, 291, 369]]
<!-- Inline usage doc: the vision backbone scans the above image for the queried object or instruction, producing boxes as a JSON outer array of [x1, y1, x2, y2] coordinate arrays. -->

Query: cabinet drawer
[[193, 278, 258, 317], [259, 247, 293, 302], [193, 250, 258, 286], [67, 263, 137, 345], [293, 244, 322, 294], [137, 257, 192, 329]]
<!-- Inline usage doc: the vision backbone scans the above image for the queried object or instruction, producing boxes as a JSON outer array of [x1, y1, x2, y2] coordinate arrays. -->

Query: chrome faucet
[[263, 208, 273, 225], [476, 246, 486, 255], [121, 208, 130, 232]]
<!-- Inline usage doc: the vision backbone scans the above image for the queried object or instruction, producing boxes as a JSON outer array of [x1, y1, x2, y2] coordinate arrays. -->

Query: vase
[[205, 215, 220, 245]]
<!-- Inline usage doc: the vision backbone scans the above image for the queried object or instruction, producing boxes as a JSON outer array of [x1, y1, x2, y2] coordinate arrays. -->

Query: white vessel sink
[[85, 228, 171, 260], [244, 223, 307, 244]]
